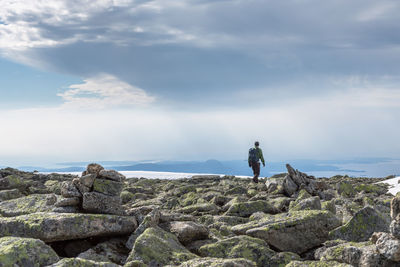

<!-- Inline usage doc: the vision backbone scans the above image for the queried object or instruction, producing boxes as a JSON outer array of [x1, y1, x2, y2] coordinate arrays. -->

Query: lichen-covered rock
[[93, 178, 123, 196], [0, 194, 56, 217], [85, 163, 105, 176], [126, 208, 160, 249], [80, 174, 96, 188], [78, 238, 128, 265], [61, 181, 82, 198], [329, 206, 390, 242], [49, 258, 120, 267], [286, 260, 353, 267], [237, 210, 340, 254], [321, 199, 336, 214], [0, 188, 23, 201], [392, 197, 400, 220], [177, 257, 257, 267], [82, 192, 124, 215], [72, 178, 91, 194], [55, 197, 80, 207], [290, 196, 321, 211], [212, 215, 249, 226], [224, 200, 278, 217], [98, 169, 126, 182], [0, 212, 137, 242], [178, 203, 219, 214], [390, 219, 400, 239], [375, 232, 400, 262], [165, 221, 209, 245], [126, 227, 198, 266], [269, 252, 301, 267], [319, 242, 370, 266], [198, 235, 275, 266], [0, 236, 59, 266]]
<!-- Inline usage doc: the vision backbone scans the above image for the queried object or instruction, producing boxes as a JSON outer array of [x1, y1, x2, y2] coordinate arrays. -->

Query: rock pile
[[56, 163, 126, 215]]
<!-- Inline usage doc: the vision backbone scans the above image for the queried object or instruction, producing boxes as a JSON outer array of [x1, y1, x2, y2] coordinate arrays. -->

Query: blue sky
[[0, 0, 400, 166]]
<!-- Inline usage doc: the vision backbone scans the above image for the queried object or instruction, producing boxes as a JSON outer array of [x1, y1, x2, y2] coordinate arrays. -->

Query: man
[[248, 141, 265, 183]]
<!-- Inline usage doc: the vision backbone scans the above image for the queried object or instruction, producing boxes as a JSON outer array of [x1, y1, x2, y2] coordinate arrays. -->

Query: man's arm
[[258, 148, 265, 166]]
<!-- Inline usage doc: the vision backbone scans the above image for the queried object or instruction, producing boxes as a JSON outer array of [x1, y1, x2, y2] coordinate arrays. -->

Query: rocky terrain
[[0, 163, 398, 266]]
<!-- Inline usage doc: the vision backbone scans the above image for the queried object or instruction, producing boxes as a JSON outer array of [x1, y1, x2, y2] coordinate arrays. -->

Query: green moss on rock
[[177, 257, 257, 267], [50, 258, 120, 266], [286, 260, 353, 267], [225, 200, 278, 217], [0, 236, 59, 267], [126, 227, 197, 266], [0, 194, 55, 217]]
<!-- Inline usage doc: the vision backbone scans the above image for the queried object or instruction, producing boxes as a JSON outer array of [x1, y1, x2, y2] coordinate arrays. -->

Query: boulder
[[126, 208, 161, 249], [0, 236, 59, 266], [78, 238, 128, 265], [80, 174, 96, 188], [72, 178, 91, 194], [126, 227, 198, 266], [286, 261, 353, 267], [0, 212, 137, 242], [85, 163, 105, 176], [49, 258, 120, 267], [235, 210, 340, 254], [390, 219, 400, 239], [55, 197, 80, 207], [319, 243, 367, 266], [376, 232, 400, 262], [391, 196, 400, 220], [98, 169, 126, 182], [198, 235, 275, 266], [329, 206, 390, 242], [178, 257, 257, 267], [290, 196, 321, 211], [0, 188, 23, 201], [82, 192, 124, 215], [164, 221, 209, 245], [178, 203, 219, 214], [92, 178, 123, 196], [0, 194, 56, 217], [224, 200, 278, 217]]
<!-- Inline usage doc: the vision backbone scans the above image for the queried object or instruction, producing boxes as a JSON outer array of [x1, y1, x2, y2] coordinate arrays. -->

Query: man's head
[[255, 141, 259, 147]]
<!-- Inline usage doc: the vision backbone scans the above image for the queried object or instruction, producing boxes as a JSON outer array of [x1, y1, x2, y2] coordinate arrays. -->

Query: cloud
[[57, 74, 155, 109], [1, 0, 400, 106]]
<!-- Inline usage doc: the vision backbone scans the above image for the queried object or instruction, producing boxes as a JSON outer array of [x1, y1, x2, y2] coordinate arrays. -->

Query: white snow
[[377, 176, 400, 195]]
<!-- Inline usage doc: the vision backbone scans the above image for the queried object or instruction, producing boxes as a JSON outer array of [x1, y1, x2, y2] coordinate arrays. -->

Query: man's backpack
[[248, 148, 259, 163]]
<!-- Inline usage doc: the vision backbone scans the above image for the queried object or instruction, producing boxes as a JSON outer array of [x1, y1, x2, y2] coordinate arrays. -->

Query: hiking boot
[[252, 177, 259, 183]]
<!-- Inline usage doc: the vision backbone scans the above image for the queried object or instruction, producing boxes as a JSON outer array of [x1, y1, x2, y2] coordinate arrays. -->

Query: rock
[[98, 169, 126, 182], [224, 186, 247, 195], [284, 176, 298, 196], [178, 203, 219, 214], [186, 239, 216, 254], [164, 221, 209, 245], [286, 260, 353, 267], [63, 239, 93, 257], [49, 258, 120, 267], [319, 243, 366, 266], [78, 238, 129, 265], [376, 232, 400, 262], [224, 200, 278, 217], [125, 226, 198, 266], [359, 244, 397, 267], [72, 178, 91, 194], [0, 212, 137, 242], [80, 174, 96, 187], [198, 235, 275, 266], [0, 194, 56, 217], [177, 257, 257, 267], [321, 199, 336, 214], [86, 163, 105, 176], [0, 236, 59, 266], [391, 196, 400, 220], [270, 252, 301, 267], [337, 181, 357, 198], [0, 188, 23, 201], [82, 192, 124, 215], [159, 211, 196, 223], [126, 208, 161, 249], [61, 181, 82, 198], [235, 210, 340, 254], [93, 178, 123, 196], [269, 197, 292, 212], [53, 206, 79, 213], [55, 197, 80, 207], [390, 219, 400, 239], [212, 215, 249, 226], [329, 206, 390, 242], [46, 194, 58, 205], [290, 196, 321, 211]]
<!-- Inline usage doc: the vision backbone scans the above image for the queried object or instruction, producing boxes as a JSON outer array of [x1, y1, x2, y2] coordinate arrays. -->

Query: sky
[[0, 0, 400, 166]]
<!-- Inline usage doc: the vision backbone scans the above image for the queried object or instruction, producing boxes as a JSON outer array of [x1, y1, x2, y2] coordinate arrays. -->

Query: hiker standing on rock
[[248, 141, 265, 183]]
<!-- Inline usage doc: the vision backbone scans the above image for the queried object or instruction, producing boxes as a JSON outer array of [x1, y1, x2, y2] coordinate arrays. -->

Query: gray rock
[[78, 238, 128, 265], [126, 208, 161, 249], [290, 196, 321, 211], [61, 181, 82, 198], [86, 163, 105, 176], [0, 188, 22, 201], [329, 206, 390, 242], [82, 192, 124, 215], [178, 257, 256, 267], [165, 221, 209, 245], [49, 258, 120, 267], [98, 169, 126, 182], [0, 212, 137, 242], [52, 206, 79, 213], [80, 174, 96, 187], [55, 197, 80, 207], [0, 194, 56, 217], [224, 200, 278, 217], [391, 196, 400, 220], [376, 232, 400, 262], [72, 178, 91, 194], [0, 236, 59, 266], [126, 226, 197, 266], [391, 219, 400, 239], [239, 210, 340, 254], [93, 178, 123, 196]]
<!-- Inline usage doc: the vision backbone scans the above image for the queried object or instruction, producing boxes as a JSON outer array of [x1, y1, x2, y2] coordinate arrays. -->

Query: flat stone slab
[[93, 178, 123, 196], [0, 194, 55, 217], [0, 212, 137, 242]]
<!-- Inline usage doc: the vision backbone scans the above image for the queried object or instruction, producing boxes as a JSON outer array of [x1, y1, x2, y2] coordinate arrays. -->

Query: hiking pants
[[251, 162, 260, 181]]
